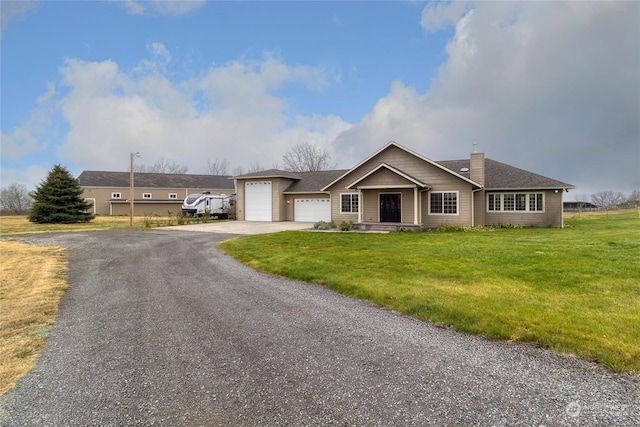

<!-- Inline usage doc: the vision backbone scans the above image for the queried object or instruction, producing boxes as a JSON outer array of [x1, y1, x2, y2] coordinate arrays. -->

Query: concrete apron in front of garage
[[165, 221, 315, 235]]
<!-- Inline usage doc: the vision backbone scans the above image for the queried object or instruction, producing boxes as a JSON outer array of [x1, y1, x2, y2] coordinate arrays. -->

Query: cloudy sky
[[1, 1, 638, 198]]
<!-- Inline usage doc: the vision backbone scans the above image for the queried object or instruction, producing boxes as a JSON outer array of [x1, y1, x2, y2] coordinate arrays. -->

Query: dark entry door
[[380, 194, 401, 222]]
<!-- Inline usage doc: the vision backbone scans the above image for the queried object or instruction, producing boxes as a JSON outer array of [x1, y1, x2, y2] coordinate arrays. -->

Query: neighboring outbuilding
[[78, 171, 235, 216], [233, 142, 575, 228], [563, 201, 599, 212]]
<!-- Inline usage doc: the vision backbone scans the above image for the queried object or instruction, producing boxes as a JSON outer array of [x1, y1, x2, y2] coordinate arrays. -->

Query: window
[[111, 192, 121, 199], [488, 194, 501, 211], [143, 193, 152, 199], [430, 192, 458, 215], [503, 194, 515, 211], [487, 193, 544, 212], [340, 193, 359, 213], [529, 193, 543, 211], [169, 193, 178, 199]]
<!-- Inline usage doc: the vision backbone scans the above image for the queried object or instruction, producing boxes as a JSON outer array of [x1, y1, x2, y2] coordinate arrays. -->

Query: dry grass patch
[[0, 240, 68, 396]]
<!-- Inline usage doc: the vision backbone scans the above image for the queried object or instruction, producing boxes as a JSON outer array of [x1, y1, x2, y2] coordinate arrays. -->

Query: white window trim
[[111, 192, 121, 199], [428, 191, 459, 216], [487, 192, 545, 213], [143, 193, 152, 199], [340, 193, 359, 214]]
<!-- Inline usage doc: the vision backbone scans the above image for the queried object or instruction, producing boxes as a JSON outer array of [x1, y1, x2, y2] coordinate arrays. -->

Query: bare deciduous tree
[[282, 142, 335, 172], [0, 182, 32, 214], [204, 158, 230, 175], [232, 166, 245, 177], [135, 157, 189, 174], [247, 161, 264, 174], [591, 191, 625, 210]]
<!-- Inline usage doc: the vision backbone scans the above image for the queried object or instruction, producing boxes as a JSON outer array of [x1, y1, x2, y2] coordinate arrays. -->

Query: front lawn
[[219, 213, 640, 373]]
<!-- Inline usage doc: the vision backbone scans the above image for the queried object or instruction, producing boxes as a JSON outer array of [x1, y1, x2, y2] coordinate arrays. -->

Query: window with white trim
[[340, 193, 359, 213], [429, 192, 458, 215], [143, 193, 152, 199], [169, 193, 178, 199], [488, 194, 501, 211], [488, 193, 544, 212], [529, 193, 543, 211], [111, 192, 121, 199]]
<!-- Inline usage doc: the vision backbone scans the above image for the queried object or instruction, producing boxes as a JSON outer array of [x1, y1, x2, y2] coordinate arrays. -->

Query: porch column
[[414, 187, 419, 225], [358, 188, 363, 223]]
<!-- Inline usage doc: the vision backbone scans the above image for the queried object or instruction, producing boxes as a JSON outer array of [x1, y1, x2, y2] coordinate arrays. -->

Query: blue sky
[[2, 1, 639, 198]]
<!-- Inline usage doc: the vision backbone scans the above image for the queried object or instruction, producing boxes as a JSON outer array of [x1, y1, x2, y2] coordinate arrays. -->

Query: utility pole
[[130, 152, 140, 227]]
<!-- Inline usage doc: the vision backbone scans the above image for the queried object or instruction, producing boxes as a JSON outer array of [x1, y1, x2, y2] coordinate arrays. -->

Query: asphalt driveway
[[0, 230, 638, 426]]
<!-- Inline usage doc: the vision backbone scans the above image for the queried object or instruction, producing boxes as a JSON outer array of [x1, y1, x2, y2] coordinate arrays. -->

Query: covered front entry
[[379, 193, 401, 222]]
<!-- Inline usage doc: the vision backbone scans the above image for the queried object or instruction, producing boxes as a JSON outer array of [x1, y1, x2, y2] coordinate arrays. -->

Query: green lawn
[[220, 212, 640, 373]]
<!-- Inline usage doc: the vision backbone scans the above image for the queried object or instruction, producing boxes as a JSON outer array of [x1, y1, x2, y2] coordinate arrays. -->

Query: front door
[[380, 193, 401, 222]]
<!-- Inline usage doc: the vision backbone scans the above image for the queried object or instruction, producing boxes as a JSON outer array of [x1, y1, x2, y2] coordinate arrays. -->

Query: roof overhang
[[345, 163, 431, 190], [486, 186, 576, 191], [282, 191, 330, 195], [322, 141, 482, 191]]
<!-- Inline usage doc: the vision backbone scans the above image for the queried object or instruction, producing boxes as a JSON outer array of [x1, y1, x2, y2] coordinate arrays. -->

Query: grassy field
[[220, 210, 640, 373], [0, 214, 170, 234], [0, 240, 67, 396], [0, 210, 637, 396]]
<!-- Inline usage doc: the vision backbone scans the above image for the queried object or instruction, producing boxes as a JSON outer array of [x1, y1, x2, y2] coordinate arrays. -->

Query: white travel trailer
[[181, 192, 233, 219]]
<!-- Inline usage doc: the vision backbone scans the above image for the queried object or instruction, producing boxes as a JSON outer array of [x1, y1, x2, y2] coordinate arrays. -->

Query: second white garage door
[[294, 198, 331, 222], [245, 181, 272, 221]]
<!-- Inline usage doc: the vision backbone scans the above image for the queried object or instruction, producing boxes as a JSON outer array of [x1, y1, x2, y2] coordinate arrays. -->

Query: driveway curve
[[1, 230, 638, 426]]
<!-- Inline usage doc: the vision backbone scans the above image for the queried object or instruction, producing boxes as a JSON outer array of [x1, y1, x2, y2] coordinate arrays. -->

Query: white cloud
[[122, 0, 205, 16], [0, 0, 38, 33], [420, 1, 471, 34], [0, 165, 48, 191], [336, 1, 640, 195], [1, 82, 55, 161], [52, 52, 348, 174]]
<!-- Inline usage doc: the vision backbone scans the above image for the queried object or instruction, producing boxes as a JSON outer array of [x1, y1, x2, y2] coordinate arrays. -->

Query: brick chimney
[[470, 151, 485, 186]]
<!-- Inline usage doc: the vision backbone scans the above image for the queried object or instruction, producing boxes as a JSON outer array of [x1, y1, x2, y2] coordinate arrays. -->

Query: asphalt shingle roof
[[229, 157, 574, 193], [436, 159, 574, 190], [284, 170, 350, 192], [78, 171, 235, 190]]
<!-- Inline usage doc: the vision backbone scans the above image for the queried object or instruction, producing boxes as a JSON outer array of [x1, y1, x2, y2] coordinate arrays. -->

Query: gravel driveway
[[1, 230, 638, 426]]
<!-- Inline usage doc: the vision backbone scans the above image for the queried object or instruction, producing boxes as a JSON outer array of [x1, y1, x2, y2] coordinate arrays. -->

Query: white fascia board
[[321, 141, 482, 190], [345, 163, 429, 189]]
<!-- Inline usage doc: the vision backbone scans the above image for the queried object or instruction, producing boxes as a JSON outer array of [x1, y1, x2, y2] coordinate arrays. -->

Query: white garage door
[[294, 198, 331, 222], [245, 181, 272, 221]]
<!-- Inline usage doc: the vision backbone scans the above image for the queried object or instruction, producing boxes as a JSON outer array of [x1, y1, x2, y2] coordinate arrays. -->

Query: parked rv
[[181, 192, 233, 219]]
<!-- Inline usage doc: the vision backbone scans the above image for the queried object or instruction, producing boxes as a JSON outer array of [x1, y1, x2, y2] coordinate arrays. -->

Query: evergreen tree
[[29, 164, 94, 224]]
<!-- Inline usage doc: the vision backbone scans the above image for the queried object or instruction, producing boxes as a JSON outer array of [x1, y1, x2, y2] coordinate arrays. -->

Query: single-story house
[[233, 141, 575, 228], [78, 171, 235, 216]]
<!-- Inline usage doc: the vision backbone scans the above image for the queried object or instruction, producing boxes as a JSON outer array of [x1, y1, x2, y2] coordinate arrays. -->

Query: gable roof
[[78, 171, 235, 190], [321, 141, 481, 191], [345, 163, 430, 189], [233, 142, 575, 193], [437, 159, 575, 190]]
